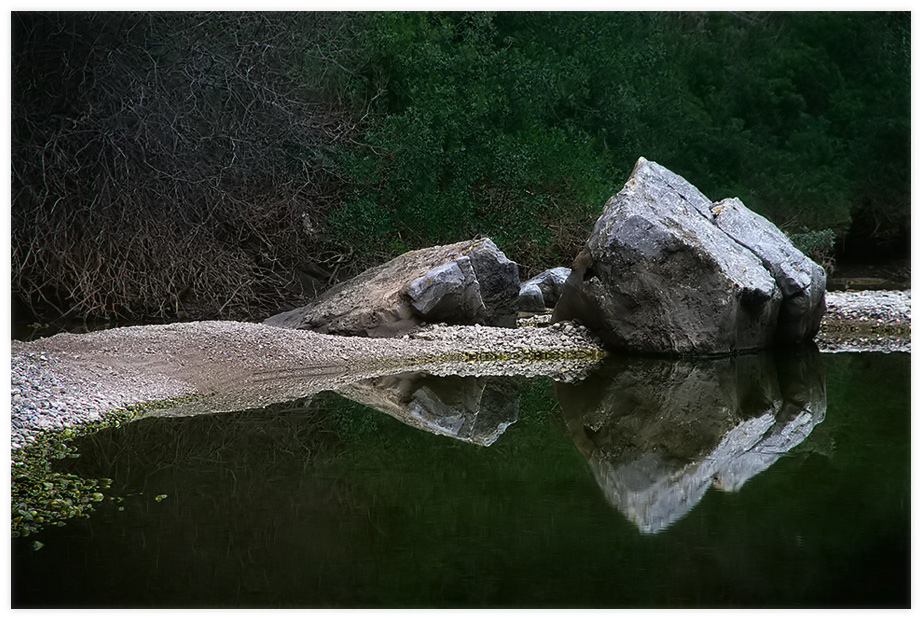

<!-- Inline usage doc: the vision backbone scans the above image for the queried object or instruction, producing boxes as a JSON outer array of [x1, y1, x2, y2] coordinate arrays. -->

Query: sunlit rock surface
[[335, 372, 520, 446], [552, 157, 825, 354], [555, 345, 825, 533]]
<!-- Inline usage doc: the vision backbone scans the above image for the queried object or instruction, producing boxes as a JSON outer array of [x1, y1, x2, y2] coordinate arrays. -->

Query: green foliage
[[788, 228, 837, 273], [643, 13, 858, 234], [329, 11, 908, 275], [328, 12, 614, 272]]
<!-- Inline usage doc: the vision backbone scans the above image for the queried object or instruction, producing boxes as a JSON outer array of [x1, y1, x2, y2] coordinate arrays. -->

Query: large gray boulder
[[552, 157, 825, 355], [264, 238, 519, 337]]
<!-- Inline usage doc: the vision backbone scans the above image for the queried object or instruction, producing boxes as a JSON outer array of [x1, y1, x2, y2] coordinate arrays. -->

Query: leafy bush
[[324, 12, 616, 276], [332, 11, 908, 276], [788, 228, 837, 274]]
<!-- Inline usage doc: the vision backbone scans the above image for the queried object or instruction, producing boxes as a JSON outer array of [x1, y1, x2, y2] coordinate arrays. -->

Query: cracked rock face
[[552, 157, 826, 355], [709, 197, 826, 346]]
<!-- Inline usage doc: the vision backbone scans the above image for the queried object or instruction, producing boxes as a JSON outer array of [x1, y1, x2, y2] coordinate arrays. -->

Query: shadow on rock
[[335, 373, 521, 446], [554, 346, 825, 534]]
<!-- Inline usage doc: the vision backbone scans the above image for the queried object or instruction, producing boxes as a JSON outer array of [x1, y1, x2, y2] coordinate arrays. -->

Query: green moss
[[11, 393, 207, 539]]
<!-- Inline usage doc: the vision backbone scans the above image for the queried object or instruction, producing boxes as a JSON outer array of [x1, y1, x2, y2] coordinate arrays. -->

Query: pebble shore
[[817, 290, 910, 353], [10, 290, 910, 450]]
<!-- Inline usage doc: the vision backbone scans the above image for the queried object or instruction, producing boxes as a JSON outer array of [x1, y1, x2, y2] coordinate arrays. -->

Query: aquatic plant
[[11, 394, 205, 539]]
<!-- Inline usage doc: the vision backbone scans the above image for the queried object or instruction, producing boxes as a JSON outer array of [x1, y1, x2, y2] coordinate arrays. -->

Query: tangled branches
[[12, 12, 364, 323]]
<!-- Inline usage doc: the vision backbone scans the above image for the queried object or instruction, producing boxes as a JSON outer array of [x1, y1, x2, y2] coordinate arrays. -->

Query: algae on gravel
[[11, 394, 206, 539]]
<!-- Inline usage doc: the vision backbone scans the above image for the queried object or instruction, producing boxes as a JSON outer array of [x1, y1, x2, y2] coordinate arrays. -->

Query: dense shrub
[[12, 12, 360, 322], [326, 12, 614, 275], [329, 11, 909, 276]]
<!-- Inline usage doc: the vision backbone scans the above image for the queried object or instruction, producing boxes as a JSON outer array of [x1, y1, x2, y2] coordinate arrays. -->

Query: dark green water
[[11, 351, 910, 608]]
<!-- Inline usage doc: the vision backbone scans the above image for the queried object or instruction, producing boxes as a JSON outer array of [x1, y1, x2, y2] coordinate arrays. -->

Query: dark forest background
[[11, 11, 910, 326]]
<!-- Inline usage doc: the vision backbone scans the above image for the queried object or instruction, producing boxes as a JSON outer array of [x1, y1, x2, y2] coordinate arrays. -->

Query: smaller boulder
[[460, 238, 520, 327], [517, 281, 546, 313], [264, 238, 519, 337], [516, 267, 571, 312]]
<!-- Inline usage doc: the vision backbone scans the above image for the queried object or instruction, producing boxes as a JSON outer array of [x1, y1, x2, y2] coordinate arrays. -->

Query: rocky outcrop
[[264, 238, 519, 337], [517, 267, 571, 312], [552, 157, 825, 355], [555, 346, 825, 534], [335, 372, 521, 446]]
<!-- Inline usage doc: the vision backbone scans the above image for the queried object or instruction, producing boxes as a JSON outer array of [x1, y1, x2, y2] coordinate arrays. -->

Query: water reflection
[[555, 346, 826, 534], [13, 351, 909, 608], [334, 348, 826, 533], [19, 346, 825, 540], [335, 373, 521, 446]]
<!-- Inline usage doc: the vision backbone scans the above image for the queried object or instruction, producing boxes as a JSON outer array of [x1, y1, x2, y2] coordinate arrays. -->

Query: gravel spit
[[10, 318, 605, 449], [10, 289, 910, 448]]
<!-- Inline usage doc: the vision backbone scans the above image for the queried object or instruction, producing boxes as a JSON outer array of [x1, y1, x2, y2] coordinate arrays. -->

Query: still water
[[11, 350, 909, 608]]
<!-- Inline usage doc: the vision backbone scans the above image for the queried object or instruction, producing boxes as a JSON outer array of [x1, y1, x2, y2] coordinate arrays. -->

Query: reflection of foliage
[[322, 393, 385, 439], [789, 424, 837, 461], [64, 396, 342, 494], [11, 363, 911, 607], [11, 395, 204, 538]]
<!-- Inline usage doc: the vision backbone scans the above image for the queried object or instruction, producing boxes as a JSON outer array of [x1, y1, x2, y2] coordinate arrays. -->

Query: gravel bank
[[10, 319, 605, 450], [10, 289, 910, 450], [817, 290, 910, 353]]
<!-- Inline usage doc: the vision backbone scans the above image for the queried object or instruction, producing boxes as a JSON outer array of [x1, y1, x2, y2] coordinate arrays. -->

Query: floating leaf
[[11, 392, 206, 538]]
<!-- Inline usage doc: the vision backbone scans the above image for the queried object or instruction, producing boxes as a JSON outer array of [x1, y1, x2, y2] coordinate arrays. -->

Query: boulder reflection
[[555, 345, 825, 534], [335, 373, 521, 446]]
